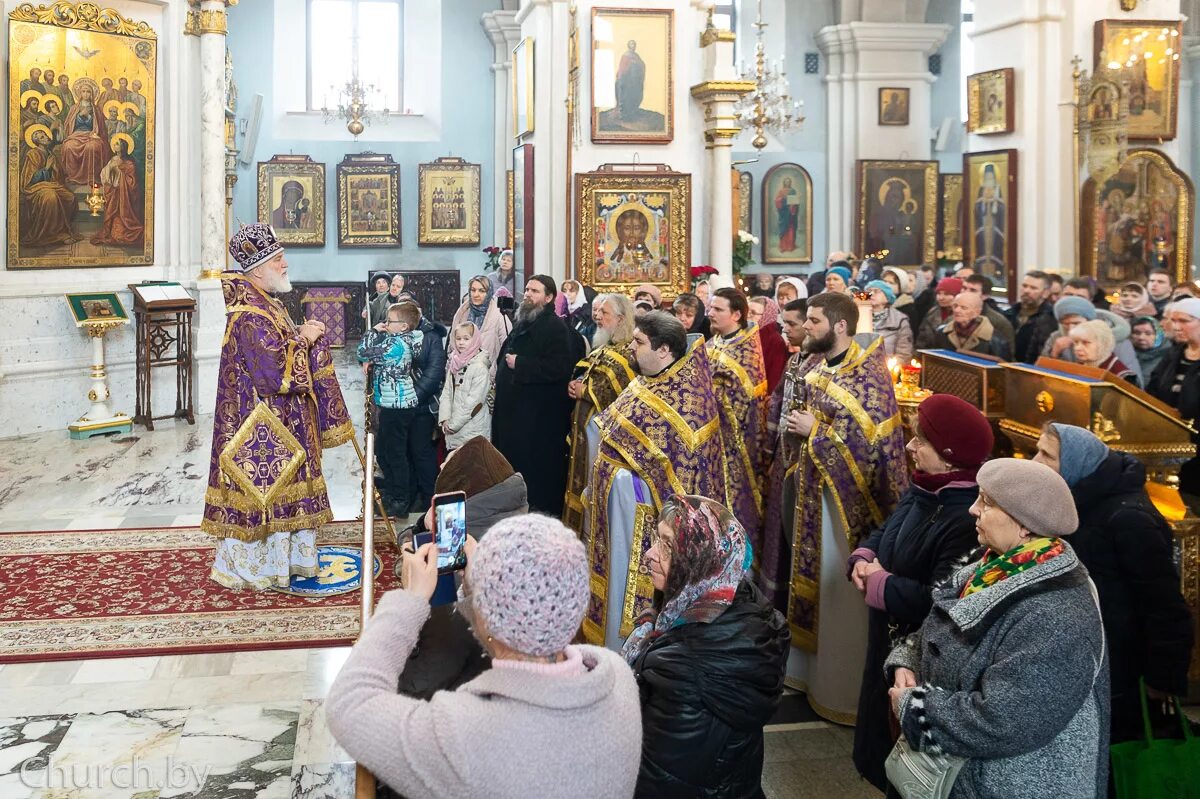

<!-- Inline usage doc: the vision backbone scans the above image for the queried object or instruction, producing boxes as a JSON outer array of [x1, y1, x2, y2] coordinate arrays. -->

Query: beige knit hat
[[976, 459, 1079, 537]]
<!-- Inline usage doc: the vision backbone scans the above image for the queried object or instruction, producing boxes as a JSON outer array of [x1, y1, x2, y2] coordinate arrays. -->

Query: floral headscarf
[[622, 494, 752, 664], [753, 296, 780, 330]]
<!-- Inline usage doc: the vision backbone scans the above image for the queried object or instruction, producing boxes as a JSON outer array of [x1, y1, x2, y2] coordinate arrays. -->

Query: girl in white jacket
[[439, 322, 493, 450]]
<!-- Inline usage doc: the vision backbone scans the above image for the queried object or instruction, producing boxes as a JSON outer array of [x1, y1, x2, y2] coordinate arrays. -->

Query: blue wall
[[732, 0, 833, 277], [928, 0, 964, 174], [227, 0, 499, 286]]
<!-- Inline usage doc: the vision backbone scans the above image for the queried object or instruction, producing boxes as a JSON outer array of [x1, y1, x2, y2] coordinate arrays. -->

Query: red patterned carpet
[[0, 522, 400, 663]]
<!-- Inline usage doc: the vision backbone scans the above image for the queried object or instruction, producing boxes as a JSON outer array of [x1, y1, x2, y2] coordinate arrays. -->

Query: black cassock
[[492, 308, 578, 516]]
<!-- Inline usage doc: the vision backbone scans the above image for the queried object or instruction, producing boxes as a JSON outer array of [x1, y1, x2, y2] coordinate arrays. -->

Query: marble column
[[692, 25, 754, 281], [194, 0, 231, 279], [481, 10, 521, 252], [816, 21, 948, 256]]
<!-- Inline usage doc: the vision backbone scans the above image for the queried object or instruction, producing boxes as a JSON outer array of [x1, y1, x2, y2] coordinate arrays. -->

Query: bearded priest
[[202, 223, 354, 590], [562, 293, 637, 534], [784, 291, 908, 723]]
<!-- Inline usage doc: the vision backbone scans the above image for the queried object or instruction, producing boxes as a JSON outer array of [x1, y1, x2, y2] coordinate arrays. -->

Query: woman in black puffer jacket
[[624, 494, 789, 798], [847, 394, 994, 792]]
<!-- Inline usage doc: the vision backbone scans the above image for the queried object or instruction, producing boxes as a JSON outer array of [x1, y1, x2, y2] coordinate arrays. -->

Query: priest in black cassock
[[492, 274, 578, 515]]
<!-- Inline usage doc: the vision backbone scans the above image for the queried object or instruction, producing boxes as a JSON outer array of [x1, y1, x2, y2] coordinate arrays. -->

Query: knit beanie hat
[[1049, 423, 1109, 488], [1053, 295, 1098, 322], [467, 514, 589, 657], [865, 279, 896, 305], [883, 266, 911, 294], [436, 437, 516, 498], [935, 277, 963, 295], [827, 266, 852, 286], [976, 459, 1079, 536], [916, 394, 993, 468]]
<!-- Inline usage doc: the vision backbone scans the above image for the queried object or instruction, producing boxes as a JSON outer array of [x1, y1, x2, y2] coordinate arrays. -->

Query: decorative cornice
[[815, 21, 949, 57], [690, 80, 756, 100], [10, 1, 157, 39]]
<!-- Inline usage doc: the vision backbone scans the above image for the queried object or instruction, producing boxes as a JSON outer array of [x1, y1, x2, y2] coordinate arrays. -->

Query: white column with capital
[[198, 0, 229, 280], [816, 22, 948, 255], [482, 10, 522, 253], [692, 25, 754, 282]]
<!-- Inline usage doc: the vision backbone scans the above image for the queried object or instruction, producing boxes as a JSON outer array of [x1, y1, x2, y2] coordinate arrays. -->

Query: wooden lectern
[[129, 283, 197, 431]]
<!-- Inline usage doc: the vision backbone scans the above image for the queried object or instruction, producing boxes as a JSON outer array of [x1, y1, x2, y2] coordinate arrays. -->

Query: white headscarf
[[775, 276, 808, 303]]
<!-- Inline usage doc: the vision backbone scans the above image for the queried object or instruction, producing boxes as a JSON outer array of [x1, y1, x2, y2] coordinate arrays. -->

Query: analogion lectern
[[64, 292, 133, 439]]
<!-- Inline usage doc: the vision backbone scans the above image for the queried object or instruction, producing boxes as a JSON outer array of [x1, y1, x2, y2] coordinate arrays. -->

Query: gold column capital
[[185, 4, 232, 36]]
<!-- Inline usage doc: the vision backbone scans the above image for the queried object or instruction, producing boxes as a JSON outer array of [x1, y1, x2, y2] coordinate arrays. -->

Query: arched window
[[307, 0, 404, 113]]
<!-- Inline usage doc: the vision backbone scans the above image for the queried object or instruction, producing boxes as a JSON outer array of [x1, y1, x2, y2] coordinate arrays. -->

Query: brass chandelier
[[733, 0, 804, 149]]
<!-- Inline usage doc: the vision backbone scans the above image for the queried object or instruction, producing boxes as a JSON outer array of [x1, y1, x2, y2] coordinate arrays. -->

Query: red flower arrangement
[[483, 245, 504, 271], [690, 264, 717, 278]]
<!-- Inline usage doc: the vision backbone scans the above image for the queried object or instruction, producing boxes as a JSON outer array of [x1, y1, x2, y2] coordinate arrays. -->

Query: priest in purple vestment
[[202, 223, 354, 590], [783, 292, 908, 723]]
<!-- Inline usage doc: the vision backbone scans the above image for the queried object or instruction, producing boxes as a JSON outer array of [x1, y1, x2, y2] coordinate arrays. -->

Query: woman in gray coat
[[885, 458, 1109, 799]]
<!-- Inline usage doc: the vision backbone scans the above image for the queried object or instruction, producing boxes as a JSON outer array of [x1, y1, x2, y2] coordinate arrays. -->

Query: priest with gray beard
[[492, 274, 577, 515]]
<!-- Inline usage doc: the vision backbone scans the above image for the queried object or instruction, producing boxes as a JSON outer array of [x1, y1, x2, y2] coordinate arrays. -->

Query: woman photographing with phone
[[325, 514, 642, 798]]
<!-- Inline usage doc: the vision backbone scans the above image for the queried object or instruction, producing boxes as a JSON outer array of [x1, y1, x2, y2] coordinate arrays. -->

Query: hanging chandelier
[[733, 0, 804, 150], [322, 73, 389, 139]]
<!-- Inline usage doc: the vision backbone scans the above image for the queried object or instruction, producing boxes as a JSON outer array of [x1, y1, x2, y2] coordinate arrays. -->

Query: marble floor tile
[[31, 708, 190, 796], [160, 703, 299, 798], [71, 656, 161, 685], [166, 672, 305, 708], [0, 680, 174, 717], [292, 762, 355, 799], [0, 661, 83, 689], [0, 713, 74, 788], [293, 701, 348, 766], [301, 649, 351, 701], [152, 653, 235, 681], [229, 649, 310, 676]]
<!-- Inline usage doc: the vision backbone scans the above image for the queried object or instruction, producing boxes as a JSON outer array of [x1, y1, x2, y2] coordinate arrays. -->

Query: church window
[[307, 0, 403, 114]]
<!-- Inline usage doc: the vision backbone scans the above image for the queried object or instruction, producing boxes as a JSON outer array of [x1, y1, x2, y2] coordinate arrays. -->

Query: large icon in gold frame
[[1080, 148, 1193, 290], [418, 157, 481, 247], [256, 154, 325, 247], [7, 1, 157, 269], [336, 152, 400, 248], [964, 149, 1018, 303], [855, 160, 938, 270], [575, 164, 690, 300], [591, 7, 673, 144]]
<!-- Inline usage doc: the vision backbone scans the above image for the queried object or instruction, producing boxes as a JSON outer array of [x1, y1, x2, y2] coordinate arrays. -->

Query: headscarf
[[1131, 315, 1172, 376], [621, 494, 752, 665], [564, 281, 588, 312], [753, 296, 780, 330], [1049, 423, 1109, 487], [774, 276, 808, 304], [447, 321, 484, 376], [466, 274, 494, 329], [1132, 315, 1165, 349], [634, 283, 663, 307], [1117, 282, 1152, 316]]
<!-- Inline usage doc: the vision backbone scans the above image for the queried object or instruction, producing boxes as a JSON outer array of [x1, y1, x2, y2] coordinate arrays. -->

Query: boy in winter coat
[[439, 322, 493, 450], [358, 302, 424, 516]]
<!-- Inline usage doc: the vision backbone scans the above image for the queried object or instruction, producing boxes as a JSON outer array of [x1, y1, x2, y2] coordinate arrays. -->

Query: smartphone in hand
[[432, 491, 468, 573]]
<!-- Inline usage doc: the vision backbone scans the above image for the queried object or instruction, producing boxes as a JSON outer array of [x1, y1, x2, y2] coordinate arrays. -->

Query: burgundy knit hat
[[916, 394, 993, 468], [935, 277, 963, 295]]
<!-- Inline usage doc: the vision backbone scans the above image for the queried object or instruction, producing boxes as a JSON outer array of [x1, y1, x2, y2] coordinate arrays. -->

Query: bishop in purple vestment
[[202, 224, 354, 590]]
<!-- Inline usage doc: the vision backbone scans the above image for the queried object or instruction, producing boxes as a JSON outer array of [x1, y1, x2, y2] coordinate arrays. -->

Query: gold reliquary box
[[919, 349, 1007, 418]]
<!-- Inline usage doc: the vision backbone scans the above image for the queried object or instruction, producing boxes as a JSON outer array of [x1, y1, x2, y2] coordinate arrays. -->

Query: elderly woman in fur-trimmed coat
[[884, 458, 1109, 799]]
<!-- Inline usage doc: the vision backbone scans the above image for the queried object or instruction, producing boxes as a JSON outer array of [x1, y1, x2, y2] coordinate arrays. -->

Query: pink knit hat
[[467, 514, 589, 656]]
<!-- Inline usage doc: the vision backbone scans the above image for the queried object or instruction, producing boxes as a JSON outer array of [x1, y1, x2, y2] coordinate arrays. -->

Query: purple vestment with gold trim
[[583, 340, 723, 645], [707, 325, 770, 546], [201, 274, 354, 542], [787, 336, 909, 649]]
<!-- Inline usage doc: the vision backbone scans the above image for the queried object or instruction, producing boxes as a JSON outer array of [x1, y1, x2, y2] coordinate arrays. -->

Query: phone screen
[[432, 492, 468, 572]]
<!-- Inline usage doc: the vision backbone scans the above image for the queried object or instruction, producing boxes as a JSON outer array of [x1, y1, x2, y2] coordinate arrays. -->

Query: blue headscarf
[[1049, 423, 1109, 487], [466, 274, 494, 328]]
